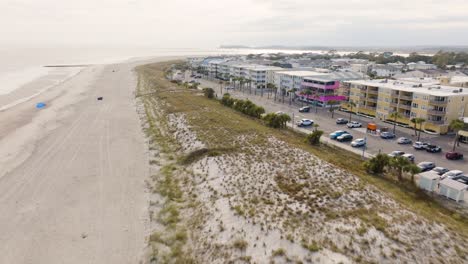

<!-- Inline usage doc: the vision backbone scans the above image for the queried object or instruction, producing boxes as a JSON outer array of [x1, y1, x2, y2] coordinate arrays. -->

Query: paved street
[[192, 75, 468, 172]]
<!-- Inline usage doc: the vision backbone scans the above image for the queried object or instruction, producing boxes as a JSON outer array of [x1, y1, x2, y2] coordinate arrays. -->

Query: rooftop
[[418, 171, 440, 180], [440, 178, 468, 191], [275, 71, 328, 77], [348, 79, 468, 97]]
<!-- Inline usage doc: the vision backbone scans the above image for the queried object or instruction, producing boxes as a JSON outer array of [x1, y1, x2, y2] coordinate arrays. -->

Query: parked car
[[225, 86, 235, 90], [441, 170, 464, 179], [432, 167, 449, 175], [296, 119, 313, 127], [417, 161, 436, 172], [388, 151, 405, 157], [413, 141, 429, 150], [402, 153, 415, 162], [330, 130, 349, 140], [446, 151, 464, 160], [351, 138, 366, 147], [299, 106, 310, 113], [336, 118, 348, 124], [397, 137, 412, 144], [337, 134, 353, 142], [347, 121, 362, 128], [380, 132, 396, 139], [426, 144, 442, 153]]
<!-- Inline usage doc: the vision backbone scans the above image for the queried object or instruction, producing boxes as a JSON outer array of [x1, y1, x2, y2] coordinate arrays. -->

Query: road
[[194, 76, 468, 172]]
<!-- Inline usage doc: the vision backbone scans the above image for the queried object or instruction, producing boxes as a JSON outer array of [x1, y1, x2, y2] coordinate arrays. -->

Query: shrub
[[203, 88, 215, 98], [306, 130, 324, 145], [263, 113, 291, 128], [363, 153, 389, 175], [233, 239, 248, 250], [221, 94, 265, 118]]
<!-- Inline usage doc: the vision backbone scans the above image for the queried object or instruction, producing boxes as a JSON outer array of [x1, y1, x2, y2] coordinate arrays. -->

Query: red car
[[446, 151, 464, 160]]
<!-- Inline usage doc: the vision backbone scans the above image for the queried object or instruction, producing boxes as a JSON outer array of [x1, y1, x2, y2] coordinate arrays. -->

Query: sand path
[[0, 60, 151, 263]]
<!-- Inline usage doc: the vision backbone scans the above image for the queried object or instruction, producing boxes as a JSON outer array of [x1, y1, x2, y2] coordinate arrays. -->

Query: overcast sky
[[2, 0, 468, 48]]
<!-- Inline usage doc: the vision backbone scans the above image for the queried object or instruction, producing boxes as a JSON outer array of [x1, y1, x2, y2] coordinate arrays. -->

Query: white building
[[274, 71, 327, 92], [439, 178, 468, 202], [418, 171, 440, 192], [370, 64, 401, 77], [407, 61, 438, 71]]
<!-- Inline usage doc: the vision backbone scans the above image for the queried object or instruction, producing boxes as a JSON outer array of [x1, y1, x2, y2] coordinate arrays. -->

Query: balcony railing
[[427, 110, 446, 116], [367, 89, 379, 95], [429, 99, 447, 105], [399, 95, 413, 101], [367, 97, 378, 102], [361, 105, 376, 110], [427, 120, 445, 125], [399, 104, 412, 110]]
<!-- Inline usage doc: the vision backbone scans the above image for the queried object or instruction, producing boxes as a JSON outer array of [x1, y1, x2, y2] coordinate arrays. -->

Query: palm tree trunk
[[453, 134, 458, 151]]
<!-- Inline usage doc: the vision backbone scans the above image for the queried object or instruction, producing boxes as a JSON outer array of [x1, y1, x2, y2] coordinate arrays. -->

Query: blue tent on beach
[[36, 102, 46, 109]]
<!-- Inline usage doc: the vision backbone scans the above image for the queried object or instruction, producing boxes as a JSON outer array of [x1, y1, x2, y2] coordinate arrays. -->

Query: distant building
[[394, 69, 448, 79], [370, 64, 402, 78], [407, 61, 438, 71]]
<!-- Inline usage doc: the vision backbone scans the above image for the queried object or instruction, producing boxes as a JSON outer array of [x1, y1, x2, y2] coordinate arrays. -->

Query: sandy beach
[[0, 58, 166, 263]]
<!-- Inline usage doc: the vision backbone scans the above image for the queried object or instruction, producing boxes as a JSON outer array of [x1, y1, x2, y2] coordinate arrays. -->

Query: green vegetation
[[203, 87, 215, 98], [263, 113, 291, 128], [365, 154, 420, 182], [364, 153, 389, 175], [306, 130, 324, 145], [449, 119, 465, 151], [221, 93, 265, 118]]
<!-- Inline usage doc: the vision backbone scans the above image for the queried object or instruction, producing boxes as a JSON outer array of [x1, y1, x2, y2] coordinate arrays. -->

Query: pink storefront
[[297, 77, 346, 105]]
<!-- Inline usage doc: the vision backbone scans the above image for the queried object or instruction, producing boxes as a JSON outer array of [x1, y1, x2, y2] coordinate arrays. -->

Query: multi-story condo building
[[298, 76, 346, 106], [274, 71, 327, 92], [226, 64, 283, 89], [344, 79, 468, 134], [407, 61, 438, 71]]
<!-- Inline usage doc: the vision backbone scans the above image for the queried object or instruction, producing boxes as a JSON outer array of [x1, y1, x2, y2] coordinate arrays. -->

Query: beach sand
[[0, 58, 169, 263]]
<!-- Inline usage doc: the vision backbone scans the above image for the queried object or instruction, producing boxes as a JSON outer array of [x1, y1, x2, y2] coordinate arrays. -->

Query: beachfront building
[[274, 71, 327, 92], [227, 64, 283, 89], [343, 79, 468, 133], [298, 76, 346, 107]]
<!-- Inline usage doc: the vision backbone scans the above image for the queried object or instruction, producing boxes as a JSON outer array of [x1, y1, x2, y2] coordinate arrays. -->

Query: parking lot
[[192, 76, 468, 172]]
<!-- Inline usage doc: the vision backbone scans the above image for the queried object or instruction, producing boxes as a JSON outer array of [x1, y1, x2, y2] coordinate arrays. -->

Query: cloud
[[1, 0, 468, 47]]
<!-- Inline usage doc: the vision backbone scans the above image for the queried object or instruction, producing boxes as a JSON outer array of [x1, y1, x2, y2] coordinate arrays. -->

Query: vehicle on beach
[[441, 170, 464, 179], [402, 153, 415, 162], [351, 138, 366, 147], [380, 132, 395, 139], [347, 121, 362, 128], [388, 151, 405, 157], [296, 119, 313, 127], [336, 118, 348, 124], [337, 133, 353, 142], [397, 137, 412, 144], [417, 161, 436, 172], [446, 151, 463, 160], [432, 167, 449, 175], [330, 130, 349, 139], [426, 144, 442, 153], [413, 141, 429, 150], [299, 106, 310, 112]]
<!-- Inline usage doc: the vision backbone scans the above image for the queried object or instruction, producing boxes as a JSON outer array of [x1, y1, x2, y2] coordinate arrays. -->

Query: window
[[412, 103, 418, 108], [421, 105, 426, 110], [411, 112, 416, 117]]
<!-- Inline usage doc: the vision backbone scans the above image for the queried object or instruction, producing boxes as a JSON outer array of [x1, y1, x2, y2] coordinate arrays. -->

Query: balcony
[[427, 109, 446, 116], [361, 105, 376, 110], [429, 99, 447, 106], [302, 81, 339, 90], [367, 89, 379, 95], [390, 102, 398, 107], [399, 95, 413, 101], [399, 104, 412, 110], [427, 120, 445, 125]]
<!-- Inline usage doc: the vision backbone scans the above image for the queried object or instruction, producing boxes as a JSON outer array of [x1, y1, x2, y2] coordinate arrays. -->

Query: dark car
[[299, 106, 311, 113], [337, 133, 353, 142], [336, 118, 348, 124], [380, 132, 395, 139], [426, 145, 442, 153], [417, 161, 436, 172], [446, 151, 464, 160]]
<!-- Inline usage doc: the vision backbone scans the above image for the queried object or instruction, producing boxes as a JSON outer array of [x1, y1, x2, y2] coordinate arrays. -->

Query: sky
[[2, 0, 468, 48]]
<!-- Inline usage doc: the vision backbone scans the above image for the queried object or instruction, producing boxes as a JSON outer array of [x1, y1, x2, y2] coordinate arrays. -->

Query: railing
[[429, 99, 447, 105], [399, 95, 413, 100], [427, 110, 446, 115], [367, 89, 379, 95], [399, 104, 412, 110], [367, 97, 378, 103], [427, 120, 445, 125]]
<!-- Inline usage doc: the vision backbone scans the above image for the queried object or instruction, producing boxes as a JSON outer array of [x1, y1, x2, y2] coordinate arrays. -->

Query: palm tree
[[267, 83, 276, 100], [313, 123, 320, 132], [415, 118, 426, 141], [389, 156, 419, 182], [389, 112, 403, 134], [328, 100, 338, 118], [449, 119, 465, 151], [347, 101, 357, 122], [410, 118, 418, 136], [281, 88, 286, 103]]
